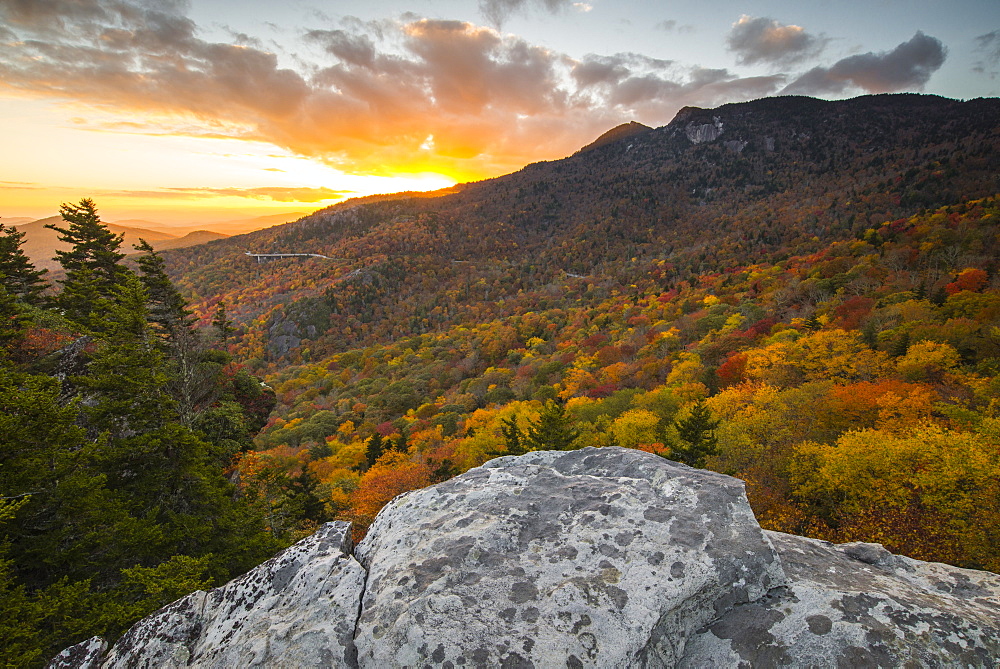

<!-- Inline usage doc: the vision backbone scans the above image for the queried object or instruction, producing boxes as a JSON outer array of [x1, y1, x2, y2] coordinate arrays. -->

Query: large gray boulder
[[51, 447, 1000, 668], [683, 531, 1000, 667], [354, 447, 783, 667]]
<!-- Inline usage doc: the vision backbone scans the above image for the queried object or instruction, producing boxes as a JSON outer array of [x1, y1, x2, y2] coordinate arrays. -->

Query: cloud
[[105, 187, 353, 202], [478, 0, 575, 28], [782, 31, 946, 95], [727, 15, 825, 66], [655, 20, 694, 34], [570, 53, 783, 113], [973, 31, 1000, 77], [306, 29, 379, 69], [0, 1, 949, 184], [572, 53, 673, 89]]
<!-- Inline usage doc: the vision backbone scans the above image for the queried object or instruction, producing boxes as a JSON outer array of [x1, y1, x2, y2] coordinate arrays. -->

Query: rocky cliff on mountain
[[51, 448, 1000, 668]]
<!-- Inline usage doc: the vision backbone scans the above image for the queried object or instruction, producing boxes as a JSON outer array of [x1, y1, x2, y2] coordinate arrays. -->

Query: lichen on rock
[[50, 447, 1000, 668]]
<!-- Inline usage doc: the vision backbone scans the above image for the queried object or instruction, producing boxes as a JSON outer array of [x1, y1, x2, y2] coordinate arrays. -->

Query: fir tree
[[0, 267, 281, 665], [0, 285, 27, 352], [525, 400, 580, 451], [74, 274, 174, 439], [500, 415, 528, 455], [391, 431, 408, 453], [133, 239, 208, 425], [47, 199, 129, 328], [133, 239, 194, 342], [890, 332, 911, 358], [365, 432, 385, 470], [668, 400, 720, 468], [0, 224, 47, 304], [212, 301, 234, 346]]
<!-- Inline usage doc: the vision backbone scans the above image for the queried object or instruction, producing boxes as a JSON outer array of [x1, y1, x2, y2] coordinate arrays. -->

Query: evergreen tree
[[47, 199, 129, 328], [890, 332, 911, 358], [133, 239, 209, 425], [0, 251, 282, 664], [133, 239, 193, 342], [524, 400, 580, 451], [0, 285, 27, 352], [392, 431, 408, 453], [365, 433, 385, 469], [74, 274, 174, 439], [286, 468, 328, 524], [668, 400, 720, 468], [500, 415, 528, 455], [0, 224, 47, 304], [212, 301, 234, 346]]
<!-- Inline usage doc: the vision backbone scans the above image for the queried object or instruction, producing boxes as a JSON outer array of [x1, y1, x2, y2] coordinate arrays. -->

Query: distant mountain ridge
[[6, 211, 306, 273], [11, 217, 229, 272]]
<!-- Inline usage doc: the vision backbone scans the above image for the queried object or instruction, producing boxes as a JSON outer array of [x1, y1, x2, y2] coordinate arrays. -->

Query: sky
[[1, 0, 998, 225]]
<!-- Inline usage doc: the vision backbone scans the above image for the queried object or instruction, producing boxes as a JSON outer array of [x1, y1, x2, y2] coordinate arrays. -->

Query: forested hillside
[[0, 203, 283, 665], [165, 94, 999, 363], [231, 197, 1000, 570], [151, 94, 1000, 574], [2, 93, 999, 666]]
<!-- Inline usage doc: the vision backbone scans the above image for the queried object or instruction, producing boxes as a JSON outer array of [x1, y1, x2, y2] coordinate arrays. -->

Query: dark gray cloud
[[307, 29, 379, 69], [566, 53, 785, 120], [655, 20, 694, 34], [605, 68, 784, 112], [782, 32, 946, 95], [572, 53, 673, 88], [478, 0, 575, 28], [973, 31, 1000, 76], [727, 15, 826, 66]]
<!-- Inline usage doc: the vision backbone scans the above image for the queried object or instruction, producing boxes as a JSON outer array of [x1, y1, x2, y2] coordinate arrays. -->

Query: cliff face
[[51, 448, 1000, 668]]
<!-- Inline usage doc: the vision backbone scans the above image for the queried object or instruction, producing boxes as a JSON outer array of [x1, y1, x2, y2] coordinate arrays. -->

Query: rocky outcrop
[[52, 447, 1000, 668], [687, 532, 1000, 666], [684, 116, 724, 144], [354, 448, 783, 667], [51, 522, 365, 668]]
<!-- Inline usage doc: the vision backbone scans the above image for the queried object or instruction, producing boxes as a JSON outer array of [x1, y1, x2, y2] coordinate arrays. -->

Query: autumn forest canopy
[[2, 93, 1000, 665]]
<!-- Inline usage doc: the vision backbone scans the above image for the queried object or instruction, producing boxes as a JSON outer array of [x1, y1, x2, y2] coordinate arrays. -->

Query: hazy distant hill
[[150, 230, 229, 251], [0, 216, 34, 226], [143, 212, 309, 237], [14, 216, 229, 272]]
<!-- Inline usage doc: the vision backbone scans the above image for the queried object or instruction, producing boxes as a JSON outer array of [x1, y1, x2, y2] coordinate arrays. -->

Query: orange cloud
[[101, 187, 354, 203], [0, 1, 839, 183]]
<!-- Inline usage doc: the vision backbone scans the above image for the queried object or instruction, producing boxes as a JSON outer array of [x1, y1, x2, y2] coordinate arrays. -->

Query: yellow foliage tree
[[610, 409, 661, 448], [744, 329, 890, 387], [791, 424, 1000, 570], [895, 340, 960, 382]]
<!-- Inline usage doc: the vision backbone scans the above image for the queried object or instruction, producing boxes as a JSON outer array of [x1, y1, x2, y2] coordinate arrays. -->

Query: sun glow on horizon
[[0, 97, 465, 224]]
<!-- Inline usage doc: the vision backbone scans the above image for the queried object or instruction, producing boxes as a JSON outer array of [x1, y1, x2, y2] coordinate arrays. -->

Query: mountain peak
[[575, 121, 653, 154]]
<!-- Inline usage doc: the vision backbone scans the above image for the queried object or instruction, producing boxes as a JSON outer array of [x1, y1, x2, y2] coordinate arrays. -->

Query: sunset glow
[[1, 0, 996, 228]]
